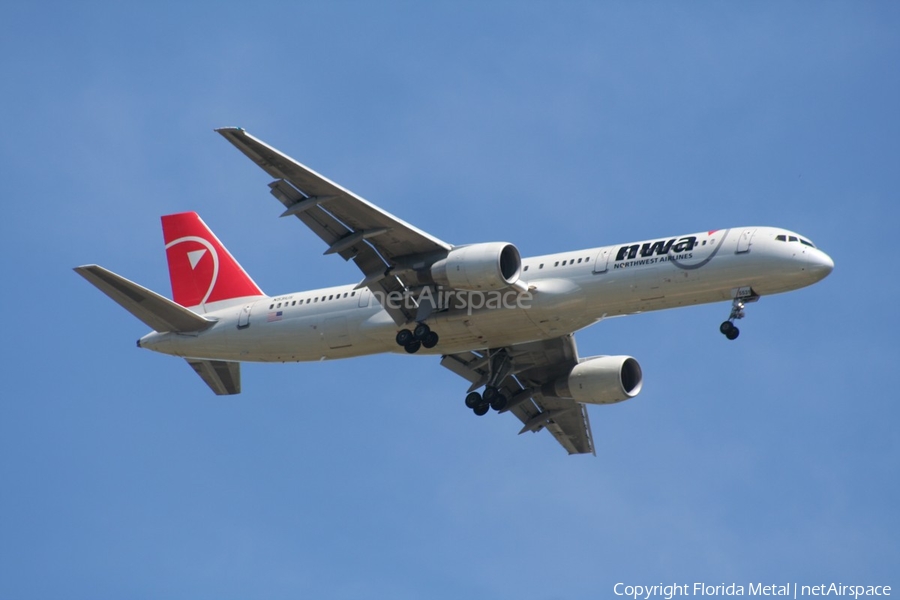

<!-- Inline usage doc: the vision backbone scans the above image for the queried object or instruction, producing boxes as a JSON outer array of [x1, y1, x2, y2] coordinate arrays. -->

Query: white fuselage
[[139, 227, 833, 362]]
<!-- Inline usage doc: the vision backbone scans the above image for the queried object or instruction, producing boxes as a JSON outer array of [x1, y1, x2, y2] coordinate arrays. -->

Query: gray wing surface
[[216, 127, 452, 325], [186, 359, 241, 395], [441, 335, 595, 455]]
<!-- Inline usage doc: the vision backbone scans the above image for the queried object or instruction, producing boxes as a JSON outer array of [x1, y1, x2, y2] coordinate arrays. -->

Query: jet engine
[[545, 356, 643, 405], [430, 242, 522, 291]]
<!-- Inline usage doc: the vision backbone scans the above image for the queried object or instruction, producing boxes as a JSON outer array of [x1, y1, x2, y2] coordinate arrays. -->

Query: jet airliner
[[76, 128, 834, 454]]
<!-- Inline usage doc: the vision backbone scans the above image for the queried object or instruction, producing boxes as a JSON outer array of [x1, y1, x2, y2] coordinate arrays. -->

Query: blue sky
[[2, 2, 898, 598]]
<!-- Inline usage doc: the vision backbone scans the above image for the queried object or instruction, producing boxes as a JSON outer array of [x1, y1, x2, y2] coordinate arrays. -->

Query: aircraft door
[[593, 246, 613, 273], [357, 289, 371, 308], [736, 229, 756, 254], [324, 315, 352, 349], [237, 303, 253, 329]]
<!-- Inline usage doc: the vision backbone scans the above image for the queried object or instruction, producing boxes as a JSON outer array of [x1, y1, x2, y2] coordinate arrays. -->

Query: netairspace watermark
[[365, 286, 533, 316], [613, 582, 891, 600]]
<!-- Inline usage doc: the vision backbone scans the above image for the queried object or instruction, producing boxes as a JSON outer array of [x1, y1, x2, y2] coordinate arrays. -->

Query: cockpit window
[[776, 233, 816, 247]]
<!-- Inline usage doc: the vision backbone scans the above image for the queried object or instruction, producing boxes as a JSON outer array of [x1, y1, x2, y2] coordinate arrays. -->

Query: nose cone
[[808, 250, 834, 282]]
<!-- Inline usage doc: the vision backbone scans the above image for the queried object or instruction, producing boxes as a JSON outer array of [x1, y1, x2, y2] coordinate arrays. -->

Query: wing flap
[[267, 177, 414, 325], [75, 265, 215, 333]]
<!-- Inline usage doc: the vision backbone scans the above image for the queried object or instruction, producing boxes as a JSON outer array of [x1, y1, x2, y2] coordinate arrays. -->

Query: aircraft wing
[[440, 335, 595, 455], [216, 127, 452, 325], [186, 359, 241, 395]]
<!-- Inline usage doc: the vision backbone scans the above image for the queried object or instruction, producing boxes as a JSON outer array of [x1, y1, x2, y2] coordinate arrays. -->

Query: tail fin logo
[[165, 236, 220, 306], [187, 249, 207, 269], [161, 212, 264, 308]]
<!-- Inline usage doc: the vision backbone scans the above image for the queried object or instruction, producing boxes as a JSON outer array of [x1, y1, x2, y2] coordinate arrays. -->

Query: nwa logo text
[[614, 236, 697, 268]]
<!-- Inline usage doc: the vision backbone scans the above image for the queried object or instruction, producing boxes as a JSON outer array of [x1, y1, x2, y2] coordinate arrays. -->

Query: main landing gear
[[463, 349, 512, 416], [719, 296, 750, 340], [465, 386, 509, 415], [395, 322, 439, 354]]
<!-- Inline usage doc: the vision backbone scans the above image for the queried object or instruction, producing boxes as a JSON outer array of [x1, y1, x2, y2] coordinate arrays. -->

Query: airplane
[[75, 128, 834, 455]]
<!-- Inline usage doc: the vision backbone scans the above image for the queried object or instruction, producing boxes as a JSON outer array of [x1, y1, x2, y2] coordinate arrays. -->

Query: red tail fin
[[161, 212, 264, 307]]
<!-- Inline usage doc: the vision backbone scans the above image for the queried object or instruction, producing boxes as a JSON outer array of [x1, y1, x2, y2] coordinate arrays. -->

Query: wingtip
[[215, 126, 244, 135]]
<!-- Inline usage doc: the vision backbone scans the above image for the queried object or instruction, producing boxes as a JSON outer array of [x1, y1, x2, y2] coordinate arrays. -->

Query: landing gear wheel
[[489, 392, 508, 412], [473, 403, 490, 416], [482, 386, 499, 404], [413, 323, 431, 340], [465, 391, 482, 409], [421, 331, 439, 349], [396, 329, 413, 346], [404, 340, 421, 354], [719, 320, 739, 340]]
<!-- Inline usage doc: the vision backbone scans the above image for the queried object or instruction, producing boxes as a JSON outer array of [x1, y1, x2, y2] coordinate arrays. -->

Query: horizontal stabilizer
[[74, 265, 215, 333], [186, 359, 241, 395]]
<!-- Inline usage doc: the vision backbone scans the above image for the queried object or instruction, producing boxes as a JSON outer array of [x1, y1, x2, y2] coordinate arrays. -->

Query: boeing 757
[[76, 128, 834, 454]]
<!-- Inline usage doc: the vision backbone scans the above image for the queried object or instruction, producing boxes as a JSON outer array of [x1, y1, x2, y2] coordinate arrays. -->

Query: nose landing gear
[[720, 319, 740, 340], [395, 322, 439, 353], [719, 291, 758, 340]]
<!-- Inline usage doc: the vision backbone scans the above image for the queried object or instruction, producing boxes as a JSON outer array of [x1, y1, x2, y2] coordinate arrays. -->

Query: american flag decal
[[267, 311, 283, 322]]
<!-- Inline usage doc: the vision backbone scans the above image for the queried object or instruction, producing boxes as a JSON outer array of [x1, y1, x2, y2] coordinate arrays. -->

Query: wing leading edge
[[216, 127, 453, 325]]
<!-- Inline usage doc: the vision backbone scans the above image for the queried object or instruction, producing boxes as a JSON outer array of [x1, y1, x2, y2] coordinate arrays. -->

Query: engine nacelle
[[546, 356, 643, 405], [430, 242, 522, 291]]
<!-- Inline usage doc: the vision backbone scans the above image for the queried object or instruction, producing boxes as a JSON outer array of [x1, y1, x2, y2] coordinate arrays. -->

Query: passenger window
[[306, 299, 311, 304], [343, 293, 348, 298], [351, 291, 356, 296], [577, 258, 582, 263], [524, 265, 529, 271], [539, 264, 544, 269], [314, 298, 318, 303], [269, 304, 274, 309], [277, 302, 282, 308], [292, 301, 296, 306], [554, 261, 559, 267]]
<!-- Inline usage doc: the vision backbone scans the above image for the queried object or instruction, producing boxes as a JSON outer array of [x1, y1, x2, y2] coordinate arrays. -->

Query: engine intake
[[431, 242, 522, 291], [546, 356, 643, 405]]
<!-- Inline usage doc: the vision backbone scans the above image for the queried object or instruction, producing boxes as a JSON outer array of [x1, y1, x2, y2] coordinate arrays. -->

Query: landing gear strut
[[720, 295, 754, 340], [395, 322, 439, 353]]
